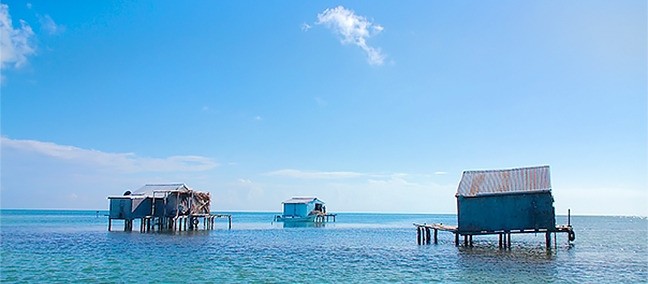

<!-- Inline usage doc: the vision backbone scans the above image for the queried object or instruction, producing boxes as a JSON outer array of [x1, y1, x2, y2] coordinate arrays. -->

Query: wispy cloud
[[316, 6, 386, 66], [301, 23, 311, 32], [0, 4, 36, 70], [434, 171, 447, 175], [39, 14, 63, 35], [1, 136, 218, 173], [266, 169, 364, 179]]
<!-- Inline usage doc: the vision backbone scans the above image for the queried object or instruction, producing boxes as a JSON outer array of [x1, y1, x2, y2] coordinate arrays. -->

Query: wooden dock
[[413, 223, 575, 249], [109, 213, 232, 232]]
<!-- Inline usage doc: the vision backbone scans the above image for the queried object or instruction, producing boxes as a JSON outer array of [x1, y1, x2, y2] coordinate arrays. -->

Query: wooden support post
[[507, 233, 511, 249], [545, 232, 552, 250], [455, 233, 459, 246], [416, 227, 421, 245], [469, 235, 473, 247], [464, 235, 468, 247], [499, 233, 503, 248], [108, 218, 112, 231], [425, 228, 431, 244], [433, 229, 438, 244], [228, 216, 232, 229]]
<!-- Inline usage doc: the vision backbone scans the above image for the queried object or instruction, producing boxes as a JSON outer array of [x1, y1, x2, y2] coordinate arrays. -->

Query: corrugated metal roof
[[132, 183, 191, 197], [282, 197, 324, 204], [456, 166, 551, 197]]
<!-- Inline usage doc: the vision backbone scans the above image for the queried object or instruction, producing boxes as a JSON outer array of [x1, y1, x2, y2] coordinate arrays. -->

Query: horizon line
[[0, 208, 646, 218]]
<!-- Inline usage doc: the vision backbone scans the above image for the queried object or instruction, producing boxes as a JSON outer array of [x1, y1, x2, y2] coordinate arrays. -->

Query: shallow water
[[1, 210, 646, 283]]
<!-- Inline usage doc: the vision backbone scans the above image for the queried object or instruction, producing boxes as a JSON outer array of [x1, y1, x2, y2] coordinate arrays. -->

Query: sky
[[1, 1, 646, 216]]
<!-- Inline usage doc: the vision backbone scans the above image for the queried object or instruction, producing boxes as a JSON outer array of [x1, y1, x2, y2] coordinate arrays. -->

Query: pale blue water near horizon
[[1, 210, 646, 283]]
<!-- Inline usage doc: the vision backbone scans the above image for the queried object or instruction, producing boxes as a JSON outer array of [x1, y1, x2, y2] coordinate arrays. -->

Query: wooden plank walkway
[[413, 223, 575, 249]]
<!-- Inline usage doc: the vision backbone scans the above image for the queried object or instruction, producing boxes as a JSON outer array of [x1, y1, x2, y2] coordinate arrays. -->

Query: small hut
[[107, 183, 230, 232], [414, 165, 574, 248], [456, 165, 555, 233], [275, 197, 336, 222]]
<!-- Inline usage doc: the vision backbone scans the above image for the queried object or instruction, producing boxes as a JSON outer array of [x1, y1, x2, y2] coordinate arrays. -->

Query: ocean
[[1, 210, 646, 283]]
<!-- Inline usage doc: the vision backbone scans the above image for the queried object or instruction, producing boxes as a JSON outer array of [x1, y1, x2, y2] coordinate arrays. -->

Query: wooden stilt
[[464, 235, 468, 246], [416, 228, 421, 245], [545, 232, 551, 249], [433, 229, 438, 244], [455, 233, 459, 246], [108, 218, 112, 231], [426, 228, 431, 244]]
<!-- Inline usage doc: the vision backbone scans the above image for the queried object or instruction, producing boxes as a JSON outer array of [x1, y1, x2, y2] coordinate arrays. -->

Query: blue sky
[[1, 1, 646, 216]]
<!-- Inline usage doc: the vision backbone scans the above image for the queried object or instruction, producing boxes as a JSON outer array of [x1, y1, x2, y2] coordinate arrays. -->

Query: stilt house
[[107, 183, 228, 231], [456, 165, 556, 233], [282, 197, 326, 218]]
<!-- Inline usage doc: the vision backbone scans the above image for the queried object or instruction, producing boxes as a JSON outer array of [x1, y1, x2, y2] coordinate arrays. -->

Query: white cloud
[[301, 23, 311, 32], [316, 6, 386, 65], [434, 171, 447, 175], [0, 4, 36, 70], [39, 14, 63, 35], [0, 136, 218, 173], [266, 169, 364, 179]]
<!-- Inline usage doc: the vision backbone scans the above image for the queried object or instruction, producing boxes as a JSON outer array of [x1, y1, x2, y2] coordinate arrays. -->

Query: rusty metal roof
[[132, 183, 191, 197], [456, 165, 551, 197]]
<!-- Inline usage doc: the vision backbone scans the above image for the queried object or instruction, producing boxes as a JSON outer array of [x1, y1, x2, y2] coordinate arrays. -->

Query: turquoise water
[[1, 210, 646, 283]]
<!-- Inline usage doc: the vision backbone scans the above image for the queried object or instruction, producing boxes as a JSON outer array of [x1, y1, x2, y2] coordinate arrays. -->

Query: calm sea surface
[[1, 210, 646, 283]]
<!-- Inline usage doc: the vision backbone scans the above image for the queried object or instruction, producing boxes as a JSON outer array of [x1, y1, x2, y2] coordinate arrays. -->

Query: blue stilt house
[[414, 165, 574, 248], [456, 165, 556, 233], [275, 197, 332, 222]]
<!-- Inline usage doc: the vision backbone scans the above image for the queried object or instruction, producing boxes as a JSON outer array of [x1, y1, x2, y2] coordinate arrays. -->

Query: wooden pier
[[109, 213, 232, 232], [413, 223, 575, 249]]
